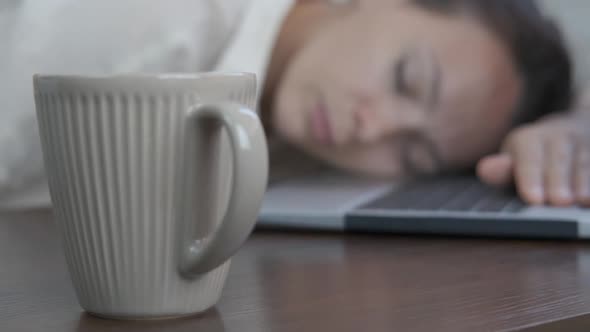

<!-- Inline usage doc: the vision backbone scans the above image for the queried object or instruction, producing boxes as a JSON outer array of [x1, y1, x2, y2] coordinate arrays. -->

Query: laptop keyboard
[[362, 176, 526, 213]]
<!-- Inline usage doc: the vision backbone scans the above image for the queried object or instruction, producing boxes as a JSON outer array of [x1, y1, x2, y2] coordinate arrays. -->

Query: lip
[[309, 100, 334, 145]]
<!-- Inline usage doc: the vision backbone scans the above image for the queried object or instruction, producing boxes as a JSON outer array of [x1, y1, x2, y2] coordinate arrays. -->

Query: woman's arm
[[478, 87, 590, 206]]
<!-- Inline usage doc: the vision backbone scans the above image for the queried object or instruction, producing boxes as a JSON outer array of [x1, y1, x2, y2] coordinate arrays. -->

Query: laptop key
[[471, 190, 525, 212], [361, 176, 525, 213], [501, 198, 527, 213], [410, 178, 477, 210], [365, 181, 446, 210], [439, 182, 491, 211]]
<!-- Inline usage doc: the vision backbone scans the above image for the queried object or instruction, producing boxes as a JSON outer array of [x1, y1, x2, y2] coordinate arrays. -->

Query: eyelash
[[394, 56, 418, 99], [394, 56, 410, 97]]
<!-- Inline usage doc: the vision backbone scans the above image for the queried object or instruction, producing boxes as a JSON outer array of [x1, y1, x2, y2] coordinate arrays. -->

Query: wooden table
[[2, 210, 590, 331]]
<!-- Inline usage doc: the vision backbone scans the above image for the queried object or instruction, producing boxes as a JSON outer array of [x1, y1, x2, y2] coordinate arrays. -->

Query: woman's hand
[[477, 117, 590, 206]]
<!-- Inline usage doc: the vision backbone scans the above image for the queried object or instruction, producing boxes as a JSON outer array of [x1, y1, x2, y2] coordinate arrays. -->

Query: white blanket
[[0, 0, 293, 209]]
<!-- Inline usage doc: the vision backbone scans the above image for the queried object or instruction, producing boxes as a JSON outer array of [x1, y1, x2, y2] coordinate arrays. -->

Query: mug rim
[[34, 71, 255, 82]]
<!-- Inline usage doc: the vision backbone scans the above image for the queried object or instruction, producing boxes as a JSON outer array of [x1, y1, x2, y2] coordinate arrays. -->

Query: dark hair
[[411, 0, 573, 127]]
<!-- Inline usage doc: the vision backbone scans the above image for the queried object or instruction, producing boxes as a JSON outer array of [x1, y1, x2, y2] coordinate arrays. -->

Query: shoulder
[[215, 0, 295, 100], [9, 0, 248, 73]]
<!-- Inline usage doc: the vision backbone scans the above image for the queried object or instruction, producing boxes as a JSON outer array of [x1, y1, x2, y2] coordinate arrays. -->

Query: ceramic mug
[[33, 73, 268, 319]]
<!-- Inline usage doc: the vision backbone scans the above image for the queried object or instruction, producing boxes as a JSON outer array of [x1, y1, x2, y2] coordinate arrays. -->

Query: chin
[[303, 146, 406, 179], [340, 164, 403, 179]]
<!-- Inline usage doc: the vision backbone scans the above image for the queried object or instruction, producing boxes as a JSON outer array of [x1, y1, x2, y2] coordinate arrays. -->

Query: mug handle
[[179, 102, 268, 277]]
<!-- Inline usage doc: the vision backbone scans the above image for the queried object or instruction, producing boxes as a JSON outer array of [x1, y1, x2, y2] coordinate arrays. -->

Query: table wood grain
[[2, 209, 590, 331]]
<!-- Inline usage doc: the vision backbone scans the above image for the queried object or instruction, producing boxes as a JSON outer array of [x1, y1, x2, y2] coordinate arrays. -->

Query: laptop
[[258, 172, 590, 239]]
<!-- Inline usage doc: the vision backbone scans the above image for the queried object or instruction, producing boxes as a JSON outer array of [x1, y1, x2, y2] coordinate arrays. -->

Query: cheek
[[273, 79, 309, 143], [430, 103, 512, 168], [432, 79, 519, 167]]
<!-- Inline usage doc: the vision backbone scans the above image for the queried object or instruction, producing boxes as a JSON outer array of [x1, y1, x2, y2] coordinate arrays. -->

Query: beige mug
[[33, 73, 268, 319]]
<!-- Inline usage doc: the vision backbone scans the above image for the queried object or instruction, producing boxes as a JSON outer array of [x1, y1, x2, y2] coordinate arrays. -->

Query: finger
[[477, 154, 513, 187], [511, 140, 545, 205], [545, 135, 575, 206], [574, 142, 590, 206]]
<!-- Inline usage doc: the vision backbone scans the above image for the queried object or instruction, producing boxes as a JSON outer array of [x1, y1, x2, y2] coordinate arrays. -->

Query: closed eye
[[394, 49, 441, 109], [394, 54, 413, 98]]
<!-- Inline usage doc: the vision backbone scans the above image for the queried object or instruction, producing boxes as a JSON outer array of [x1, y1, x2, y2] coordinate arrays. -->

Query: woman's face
[[273, 0, 523, 178]]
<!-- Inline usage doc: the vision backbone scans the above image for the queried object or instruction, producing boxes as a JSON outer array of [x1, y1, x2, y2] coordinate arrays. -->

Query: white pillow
[[0, 93, 46, 198]]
